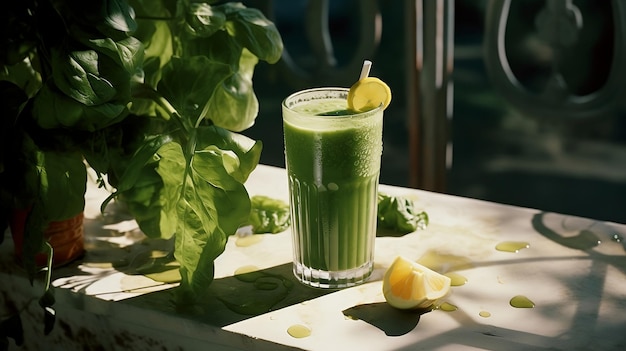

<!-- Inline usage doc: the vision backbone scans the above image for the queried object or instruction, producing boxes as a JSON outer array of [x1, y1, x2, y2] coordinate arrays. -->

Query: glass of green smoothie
[[282, 87, 384, 288]]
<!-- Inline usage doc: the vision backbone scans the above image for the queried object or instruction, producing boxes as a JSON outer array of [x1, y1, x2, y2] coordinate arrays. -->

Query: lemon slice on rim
[[347, 77, 392, 113], [383, 255, 451, 310]]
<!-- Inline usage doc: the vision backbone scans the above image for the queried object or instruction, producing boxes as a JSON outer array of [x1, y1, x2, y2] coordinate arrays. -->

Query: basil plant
[[98, 0, 284, 304], [1, 0, 281, 319]]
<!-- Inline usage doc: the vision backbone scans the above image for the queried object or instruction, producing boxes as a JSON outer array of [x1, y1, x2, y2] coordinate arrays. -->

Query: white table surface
[[2, 164, 625, 351]]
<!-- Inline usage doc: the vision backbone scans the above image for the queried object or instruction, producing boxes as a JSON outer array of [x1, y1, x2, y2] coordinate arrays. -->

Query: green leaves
[[106, 122, 263, 300], [101, 0, 138, 34], [48, 0, 282, 307], [184, 0, 283, 65], [158, 56, 233, 127], [220, 3, 283, 64], [128, 0, 282, 303], [14, 0, 145, 132], [150, 1, 283, 132], [377, 193, 429, 234], [152, 126, 262, 301], [249, 196, 291, 234], [52, 49, 116, 105], [86, 37, 144, 75], [185, 2, 226, 38], [1, 0, 283, 336], [32, 35, 143, 131], [32, 81, 126, 131], [205, 49, 260, 132], [39, 151, 87, 222], [195, 125, 262, 183]]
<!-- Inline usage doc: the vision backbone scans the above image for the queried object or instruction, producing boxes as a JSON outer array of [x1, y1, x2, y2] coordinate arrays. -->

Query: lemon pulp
[[382, 255, 451, 310]]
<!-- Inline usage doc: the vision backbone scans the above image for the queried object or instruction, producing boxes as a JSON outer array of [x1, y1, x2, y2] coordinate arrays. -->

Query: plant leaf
[[61, 0, 137, 37], [248, 195, 290, 234], [32, 81, 128, 131], [136, 20, 173, 76], [101, 133, 177, 238], [185, 2, 226, 38], [155, 142, 187, 238], [196, 125, 262, 184], [52, 48, 117, 106], [105, 134, 173, 195], [377, 193, 429, 234], [220, 3, 283, 63], [40, 151, 86, 222], [101, 0, 137, 34], [157, 140, 252, 301], [204, 49, 259, 132], [158, 56, 232, 126], [85, 37, 144, 74]]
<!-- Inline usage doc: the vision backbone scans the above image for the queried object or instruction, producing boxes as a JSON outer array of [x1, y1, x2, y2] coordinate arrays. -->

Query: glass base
[[293, 261, 374, 289]]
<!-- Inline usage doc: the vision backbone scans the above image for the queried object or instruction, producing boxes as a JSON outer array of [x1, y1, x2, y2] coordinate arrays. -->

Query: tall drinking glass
[[282, 87, 383, 288]]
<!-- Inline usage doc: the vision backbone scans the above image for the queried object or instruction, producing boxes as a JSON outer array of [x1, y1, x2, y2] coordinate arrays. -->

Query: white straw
[[359, 60, 372, 80]]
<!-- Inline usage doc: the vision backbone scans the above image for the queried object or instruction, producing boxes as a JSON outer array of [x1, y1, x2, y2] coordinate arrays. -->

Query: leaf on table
[[377, 193, 429, 234], [248, 195, 290, 234]]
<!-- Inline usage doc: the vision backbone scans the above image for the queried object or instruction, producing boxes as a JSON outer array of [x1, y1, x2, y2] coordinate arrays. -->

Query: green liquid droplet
[[417, 250, 474, 272], [144, 266, 181, 284], [479, 310, 491, 318], [510, 295, 535, 308], [235, 234, 263, 247], [287, 324, 311, 338], [439, 302, 458, 312], [234, 265, 259, 276], [495, 241, 530, 253], [445, 272, 467, 286]]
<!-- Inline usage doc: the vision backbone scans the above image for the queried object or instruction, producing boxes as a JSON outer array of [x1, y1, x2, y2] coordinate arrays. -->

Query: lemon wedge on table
[[383, 255, 451, 310], [347, 77, 392, 112]]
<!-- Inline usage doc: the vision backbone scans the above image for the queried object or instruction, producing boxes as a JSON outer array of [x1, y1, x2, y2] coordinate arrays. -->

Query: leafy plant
[[1, 0, 141, 338], [110, 0, 283, 306], [0, 0, 283, 336]]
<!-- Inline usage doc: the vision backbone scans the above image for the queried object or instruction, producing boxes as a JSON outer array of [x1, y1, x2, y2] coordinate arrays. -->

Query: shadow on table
[[120, 262, 334, 328], [531, 211, 626, 275], [342, 303, 429, 336]]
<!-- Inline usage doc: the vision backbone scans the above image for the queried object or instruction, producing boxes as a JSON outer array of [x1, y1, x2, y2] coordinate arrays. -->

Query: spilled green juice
[[282, 88, 383, 288]]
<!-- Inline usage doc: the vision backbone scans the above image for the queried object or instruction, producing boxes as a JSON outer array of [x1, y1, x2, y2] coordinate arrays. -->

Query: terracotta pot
[[10, 211, 85, 268]]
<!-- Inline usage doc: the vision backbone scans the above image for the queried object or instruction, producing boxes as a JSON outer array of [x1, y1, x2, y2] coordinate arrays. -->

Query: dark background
[[242, 0, 626, 224]]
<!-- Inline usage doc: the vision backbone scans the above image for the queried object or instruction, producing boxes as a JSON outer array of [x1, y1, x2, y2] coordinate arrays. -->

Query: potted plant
[[105, 0, 283, 306], [0, 0, 283, 339]]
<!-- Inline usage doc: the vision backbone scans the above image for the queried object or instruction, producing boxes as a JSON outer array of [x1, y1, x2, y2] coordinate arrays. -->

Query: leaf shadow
[[120, 263, 335, 328]]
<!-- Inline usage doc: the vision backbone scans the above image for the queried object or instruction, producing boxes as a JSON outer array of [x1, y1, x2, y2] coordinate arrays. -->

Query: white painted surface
[[2, 164, 625, 350]]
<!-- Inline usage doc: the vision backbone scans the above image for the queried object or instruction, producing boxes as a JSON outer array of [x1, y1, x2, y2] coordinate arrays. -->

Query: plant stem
[[42, 242, 53, 290], [132, 83, 188, 135]]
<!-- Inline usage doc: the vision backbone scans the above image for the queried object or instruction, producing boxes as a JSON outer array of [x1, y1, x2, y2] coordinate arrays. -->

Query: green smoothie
[[282, 88, 383, 288]]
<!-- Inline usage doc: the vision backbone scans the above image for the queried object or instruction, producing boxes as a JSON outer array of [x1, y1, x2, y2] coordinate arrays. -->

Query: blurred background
[[242, 0, 626, 224]]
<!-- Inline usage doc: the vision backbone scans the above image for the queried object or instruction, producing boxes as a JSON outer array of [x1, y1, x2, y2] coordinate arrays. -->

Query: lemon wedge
[[382, 255, 451, 310], [347, 77, 392, 112]]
